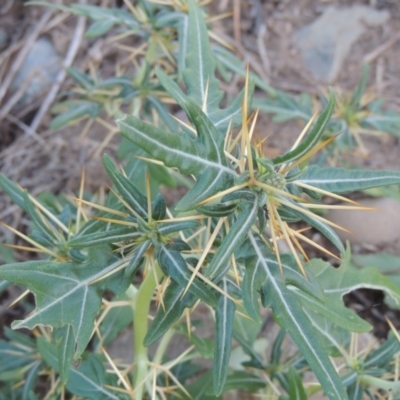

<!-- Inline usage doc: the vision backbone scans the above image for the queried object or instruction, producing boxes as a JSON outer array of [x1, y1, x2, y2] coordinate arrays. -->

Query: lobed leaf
[[294, 252, 400, 333], [248, 232, 348, 400], [0, 250, 130, 357]]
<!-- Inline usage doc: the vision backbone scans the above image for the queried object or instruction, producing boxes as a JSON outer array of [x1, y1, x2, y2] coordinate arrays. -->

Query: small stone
[[10, 37, 62, 106], [326, 197, 400, 247], [295, 5, 389, 82]]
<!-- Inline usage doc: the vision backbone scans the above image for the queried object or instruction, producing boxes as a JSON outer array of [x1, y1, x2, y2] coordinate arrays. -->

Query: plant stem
[[127, 265, 161, 400]]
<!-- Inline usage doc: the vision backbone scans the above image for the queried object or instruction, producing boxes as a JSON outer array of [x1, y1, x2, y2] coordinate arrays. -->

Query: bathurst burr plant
[[2, 1, 400, 399]]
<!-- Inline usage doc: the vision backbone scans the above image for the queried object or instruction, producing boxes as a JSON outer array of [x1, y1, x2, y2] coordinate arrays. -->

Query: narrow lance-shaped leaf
[[22, 360, 42, 400], [364, 333, 400, 368], [279, 203, 345, 254], [272, 89, 335, 165], [57, 325, 75, 384], [0, 173, 27, 211], [103, 154, 148, 218], [157, 220, 200, 236], [158, 245, 217, 307], [248, 232, 348, 400], [23, 191, 58, 243], [68, 227, 139, 249], [287, 367, 308, 400], [206, 194, 259, 283], [220, 371, 265, 393], [296, 165, 400, 194], [144, 281, 195, 346], [184, 0, 223, 115], [124, 240, 150, 277], [242, 256, 266, 322], [213, 280, 235, 396]]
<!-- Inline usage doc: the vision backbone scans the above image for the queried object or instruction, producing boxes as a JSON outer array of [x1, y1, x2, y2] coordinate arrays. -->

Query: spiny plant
[[2, 1, 400, 399], [30, 0, 236, 193], [254, 64, 400, 161]]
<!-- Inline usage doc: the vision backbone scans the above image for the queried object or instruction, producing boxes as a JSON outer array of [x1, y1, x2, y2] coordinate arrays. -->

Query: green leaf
[[66, 67, 94, 89], [117, 104, 235, 211], [85, 19, 114, 37], [297, 165, 400, 194], [287, 367, 307, 400], [302, 310, 350, 358], [144, 281, 195, 346], [297, 248, 400, 333], [98, 294, 133, 346], [68, 227, 139, 249], [248, 232, 348, 400], [103, 154, 148, 218], [22, 361, 41, 400], [57, 325, 75, 384], [51, 101, 100, 130], [0, 250, 129, 357], [124, 240, 150, 277], [242, 256, 266, 322], [299, 251, 400, 329], [279, 203, 344, 254], [221, 370, 265, 392], [157, 220, 200, 236], [272, 89, 335, 165], [238, 240, 325, 303], [350, 64, 369, 109], [0, 338, 36, 378], [158, 245, 217, 307], [352, 252, 400, 308], [184, 0, 223, 116], [213, 280, 235, 396], [37, 338, 127, 400], [206, 195, 258, 282], [364, 333, 400, 369], [118, 115, 232, 174], [22, 191, 58, 243], [197, 203, 237, 217], [0, 173, 27, 211]]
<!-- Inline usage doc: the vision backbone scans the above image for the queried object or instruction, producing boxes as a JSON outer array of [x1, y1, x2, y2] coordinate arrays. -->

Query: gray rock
[[326, 197, 400, 247], [0, 27, 8, 52], [295, 5, 389, 82], [10, 37, 62, 105]]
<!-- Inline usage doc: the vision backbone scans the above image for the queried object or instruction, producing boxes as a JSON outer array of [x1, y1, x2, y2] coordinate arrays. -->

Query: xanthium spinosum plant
[[2, 1, 400, 399]]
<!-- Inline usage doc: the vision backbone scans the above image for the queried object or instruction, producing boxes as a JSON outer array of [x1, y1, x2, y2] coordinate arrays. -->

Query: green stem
[[126, 265, 162, 400]]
